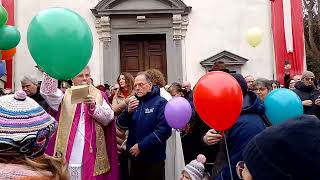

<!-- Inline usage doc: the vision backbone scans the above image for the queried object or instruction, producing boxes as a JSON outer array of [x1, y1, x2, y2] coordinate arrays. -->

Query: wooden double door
[[120, 34, 167, 79]]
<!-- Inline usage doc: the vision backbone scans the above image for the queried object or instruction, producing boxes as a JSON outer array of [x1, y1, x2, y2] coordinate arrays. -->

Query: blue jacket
[[117, 86, 172, 162], [215, 91, 266, 180]]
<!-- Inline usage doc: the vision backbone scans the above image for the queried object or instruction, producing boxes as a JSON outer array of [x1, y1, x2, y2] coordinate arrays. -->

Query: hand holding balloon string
[[203, 129, 223, 146]]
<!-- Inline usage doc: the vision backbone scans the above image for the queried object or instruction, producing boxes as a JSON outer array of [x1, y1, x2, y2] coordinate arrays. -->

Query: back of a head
[[243, 115, 320, 180], [231, 73, 248, 97], [145, 69, 166, 88], [0, 91, 68, 179], [210, 61, 227, 72]]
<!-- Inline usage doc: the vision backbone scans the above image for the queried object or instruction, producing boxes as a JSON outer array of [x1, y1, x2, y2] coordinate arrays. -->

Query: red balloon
[[194, 71, 243, 131], [1, 48, 16, 60]]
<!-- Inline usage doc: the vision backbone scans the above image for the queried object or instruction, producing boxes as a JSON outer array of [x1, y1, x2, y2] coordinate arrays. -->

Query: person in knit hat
[[239, 115, 320, 180], [180, 154, 207, 180], [0, 90, 68, 180], [293, 70, 320, 119]]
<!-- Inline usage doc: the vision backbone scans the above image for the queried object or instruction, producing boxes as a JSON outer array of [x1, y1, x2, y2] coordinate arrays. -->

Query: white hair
[[21, 75, 38, 85]]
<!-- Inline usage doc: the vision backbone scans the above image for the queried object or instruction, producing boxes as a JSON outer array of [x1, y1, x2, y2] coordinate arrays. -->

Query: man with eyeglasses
[[117, 72, 172, 180], [293, 71, 320, 119]]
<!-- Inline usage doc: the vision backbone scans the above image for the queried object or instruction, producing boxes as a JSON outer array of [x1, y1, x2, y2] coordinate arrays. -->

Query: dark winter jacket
[[214, 91, 266, 180], [117, 85, 172, 162], [30, 87, 49, 112], [181, 111, 219, 165], [293, 81, 320, 119]]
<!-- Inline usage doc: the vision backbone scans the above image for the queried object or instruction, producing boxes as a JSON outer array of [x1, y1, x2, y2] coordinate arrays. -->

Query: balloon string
[[224, 133, 234, 180]]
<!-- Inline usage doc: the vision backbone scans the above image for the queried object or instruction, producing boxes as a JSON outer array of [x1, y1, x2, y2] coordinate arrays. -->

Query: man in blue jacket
[[117, 72, 172, 180]]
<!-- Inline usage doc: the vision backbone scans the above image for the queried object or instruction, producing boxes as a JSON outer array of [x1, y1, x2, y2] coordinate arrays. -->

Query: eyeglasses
[[236, 161, 247, 179], [304, 77, 314, 82], [254, 87, 267, 92]]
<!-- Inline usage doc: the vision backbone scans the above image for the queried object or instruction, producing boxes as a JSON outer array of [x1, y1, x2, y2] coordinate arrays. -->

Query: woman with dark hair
[[168, 82, 184, 97], [271, 80, 280, 90], [285, 78, 296, 90], [112, 72, 134, 115], [112, 72, 134, 180]]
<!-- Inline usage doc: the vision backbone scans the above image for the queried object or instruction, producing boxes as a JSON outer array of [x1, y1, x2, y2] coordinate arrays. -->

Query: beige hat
[[301, 71, 315, 80]]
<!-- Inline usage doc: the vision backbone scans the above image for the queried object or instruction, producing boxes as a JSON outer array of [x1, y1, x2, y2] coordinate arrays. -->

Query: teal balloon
[[264, 88, 303, 125], [0, 5, 8, 26], [27, 7, 93, 80], [0, 25, 20, 50]]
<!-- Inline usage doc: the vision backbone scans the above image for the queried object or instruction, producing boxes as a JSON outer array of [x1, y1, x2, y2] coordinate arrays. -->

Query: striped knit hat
[[184, 154, 206, 180], [0, 91, 57, 159]]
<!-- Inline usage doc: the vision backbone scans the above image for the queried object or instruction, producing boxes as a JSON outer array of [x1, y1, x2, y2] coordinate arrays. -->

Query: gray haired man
[[21, 75, 49, 111]]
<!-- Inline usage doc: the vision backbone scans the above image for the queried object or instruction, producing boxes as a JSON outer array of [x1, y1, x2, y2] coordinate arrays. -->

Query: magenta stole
[[46, 92, 119, 180]]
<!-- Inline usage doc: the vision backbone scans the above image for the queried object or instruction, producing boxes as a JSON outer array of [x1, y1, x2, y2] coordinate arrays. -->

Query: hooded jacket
[[117, 85, 172, 162], [215, 91, 266, 180]]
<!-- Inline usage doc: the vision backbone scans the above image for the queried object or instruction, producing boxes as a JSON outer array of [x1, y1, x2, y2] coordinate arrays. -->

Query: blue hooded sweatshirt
[[117, 85, 172, 162], [215, 91, 266, 180]]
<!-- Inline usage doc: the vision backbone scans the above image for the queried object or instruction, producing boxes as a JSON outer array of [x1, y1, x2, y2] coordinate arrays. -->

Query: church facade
[[3, 0, 304, 89]]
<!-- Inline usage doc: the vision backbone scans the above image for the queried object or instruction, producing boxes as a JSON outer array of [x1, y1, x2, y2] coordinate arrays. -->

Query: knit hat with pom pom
[[0, 90, 57, 159], [184, 154, 206, 180]]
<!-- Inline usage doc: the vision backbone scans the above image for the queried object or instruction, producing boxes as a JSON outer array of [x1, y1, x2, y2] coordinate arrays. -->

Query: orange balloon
[[1, 48, 16, 60], [193, 71, 243, 131]]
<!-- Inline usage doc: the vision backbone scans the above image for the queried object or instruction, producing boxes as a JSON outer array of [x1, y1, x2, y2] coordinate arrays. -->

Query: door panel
[[120, 35, 167, 79]]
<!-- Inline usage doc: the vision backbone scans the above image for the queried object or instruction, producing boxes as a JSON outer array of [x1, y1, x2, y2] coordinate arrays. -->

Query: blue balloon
[[264, 88, 303, 125]]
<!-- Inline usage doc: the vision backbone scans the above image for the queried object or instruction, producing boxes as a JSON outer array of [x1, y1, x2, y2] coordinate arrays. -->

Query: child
[[0, 91, 68, 179], [180, 154, 206, 180]]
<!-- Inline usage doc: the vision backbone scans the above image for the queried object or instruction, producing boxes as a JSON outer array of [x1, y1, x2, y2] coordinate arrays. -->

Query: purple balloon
[[164, 97, 192, 129]]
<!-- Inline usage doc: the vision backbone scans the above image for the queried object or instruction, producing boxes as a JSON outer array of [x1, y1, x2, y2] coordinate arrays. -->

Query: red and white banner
[[1, 0, 14, 89], [270, 0, 305, 84]]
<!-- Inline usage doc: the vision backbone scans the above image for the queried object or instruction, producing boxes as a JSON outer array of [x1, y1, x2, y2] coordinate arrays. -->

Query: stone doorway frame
[[91, 0, 191, 85]]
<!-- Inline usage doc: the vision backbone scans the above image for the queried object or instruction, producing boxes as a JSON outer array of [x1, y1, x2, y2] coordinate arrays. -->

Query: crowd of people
[[0, 60, 319, 180]]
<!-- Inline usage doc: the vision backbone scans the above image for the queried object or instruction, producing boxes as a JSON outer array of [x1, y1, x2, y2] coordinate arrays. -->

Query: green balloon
[[0, 5, 8, 27], [27, 8, 93, 80], [0, 25, 20, 50]]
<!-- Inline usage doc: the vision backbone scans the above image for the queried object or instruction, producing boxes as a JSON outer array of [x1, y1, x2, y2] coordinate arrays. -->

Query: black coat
[[30, 88, 50, 112], [293, 81, 320, 119], [181, 111, 219, 171]]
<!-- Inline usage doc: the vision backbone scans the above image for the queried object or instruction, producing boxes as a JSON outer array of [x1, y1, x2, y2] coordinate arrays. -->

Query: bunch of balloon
[[27, 8, 93, 80], [0, 5, 20, 60]]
